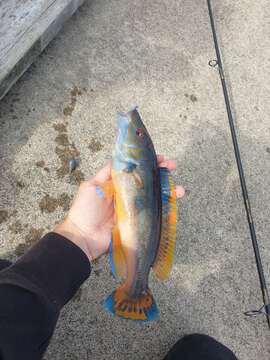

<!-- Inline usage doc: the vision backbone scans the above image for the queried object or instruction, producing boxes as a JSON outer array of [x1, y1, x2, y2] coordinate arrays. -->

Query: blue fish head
[[113, 108, 155, 170]]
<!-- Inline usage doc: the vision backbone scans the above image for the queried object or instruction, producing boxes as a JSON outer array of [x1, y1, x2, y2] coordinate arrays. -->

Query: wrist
[[54, 220, 93, 261]]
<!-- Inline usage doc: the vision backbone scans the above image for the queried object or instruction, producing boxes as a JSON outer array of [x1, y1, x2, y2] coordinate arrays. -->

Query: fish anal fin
[[109, 226, 127, 279], [152, 167, 177, 280]]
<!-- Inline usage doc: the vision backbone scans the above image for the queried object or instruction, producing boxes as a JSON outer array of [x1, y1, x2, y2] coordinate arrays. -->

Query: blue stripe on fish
[[160, 167, 171, 205]]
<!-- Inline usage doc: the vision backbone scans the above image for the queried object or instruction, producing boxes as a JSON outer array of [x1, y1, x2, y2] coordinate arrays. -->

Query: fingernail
[[96, 186, 104, 199]]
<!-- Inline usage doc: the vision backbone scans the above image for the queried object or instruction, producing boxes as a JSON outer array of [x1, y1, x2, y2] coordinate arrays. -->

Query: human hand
[[54, 156, 185, 262]]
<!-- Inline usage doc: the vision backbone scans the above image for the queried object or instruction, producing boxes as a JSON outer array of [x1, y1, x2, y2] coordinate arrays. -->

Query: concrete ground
[[1, 0, 270, 358]]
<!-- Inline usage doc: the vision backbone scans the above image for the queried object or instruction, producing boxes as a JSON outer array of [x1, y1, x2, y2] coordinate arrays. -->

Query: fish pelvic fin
[[153, 167, 177, 280], [104, 286, 159, 322]]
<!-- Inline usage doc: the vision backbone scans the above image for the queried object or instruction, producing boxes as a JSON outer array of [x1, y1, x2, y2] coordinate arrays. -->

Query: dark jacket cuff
[[0, 232, 91, 308]]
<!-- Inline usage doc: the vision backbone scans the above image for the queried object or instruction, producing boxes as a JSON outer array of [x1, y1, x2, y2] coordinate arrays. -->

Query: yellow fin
[[109, 226, 127, 279], [152, 168, 177, 280], [100, 180, 114, 198]]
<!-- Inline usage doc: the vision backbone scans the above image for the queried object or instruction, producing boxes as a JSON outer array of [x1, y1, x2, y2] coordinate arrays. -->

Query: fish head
[[113, 108, 156, 170]]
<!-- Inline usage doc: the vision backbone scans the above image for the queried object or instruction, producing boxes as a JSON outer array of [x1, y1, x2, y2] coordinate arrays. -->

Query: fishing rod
[[206, 0, 270, 329]]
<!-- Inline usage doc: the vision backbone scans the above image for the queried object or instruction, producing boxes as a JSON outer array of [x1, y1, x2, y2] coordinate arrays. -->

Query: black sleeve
[[0, 232, 91, 360]]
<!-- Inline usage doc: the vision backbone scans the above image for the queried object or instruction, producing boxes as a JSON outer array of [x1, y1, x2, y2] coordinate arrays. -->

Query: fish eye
[[136, 128, 144, 137]]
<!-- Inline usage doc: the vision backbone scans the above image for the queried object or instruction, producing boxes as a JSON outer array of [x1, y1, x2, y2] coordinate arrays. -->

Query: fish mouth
[[116, 106, 138, 130]]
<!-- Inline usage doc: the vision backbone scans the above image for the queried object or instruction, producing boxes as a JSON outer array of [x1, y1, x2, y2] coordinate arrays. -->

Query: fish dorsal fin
[[152, 167, 177, 280], [109, 225, 127, 279]]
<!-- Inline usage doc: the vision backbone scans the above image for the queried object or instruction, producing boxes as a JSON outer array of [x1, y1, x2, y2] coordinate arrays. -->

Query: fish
[[101, 107, 177, 322]]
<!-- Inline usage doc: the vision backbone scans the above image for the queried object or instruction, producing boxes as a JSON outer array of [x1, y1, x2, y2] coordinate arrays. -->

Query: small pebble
[[68, 159, 78, 173]]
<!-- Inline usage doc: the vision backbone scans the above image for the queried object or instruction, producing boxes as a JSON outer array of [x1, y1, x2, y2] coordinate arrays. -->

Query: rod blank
[[206, 0, 270, 329]]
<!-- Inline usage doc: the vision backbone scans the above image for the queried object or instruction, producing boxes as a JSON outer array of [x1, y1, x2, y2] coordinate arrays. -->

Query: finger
[[175, 186, 185, 198], [92, 162, 112, 183], [157, 154, 165, 163], [158, 159, 177, 170]]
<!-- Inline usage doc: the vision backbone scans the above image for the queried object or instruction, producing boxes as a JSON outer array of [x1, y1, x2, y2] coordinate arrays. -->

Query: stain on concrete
[[58, 193, 72, 212], [91, 258, 99, 265], [9, 220, 23, 234], [88, 138, 104, 152], [63, 86, 82, 117], [63, 106, 73, 117], [53, 123, 67, 133], [39, 194, 58, 213], [190, 94, 198, 102], [29, 226, 41, 241], [94, 269, 102, 277], [71, 86, 82, 97], [16, 180, 25, 189], [55, 133, 70, 147], [71, 169, 85, 184], [185, 93, 198, 102], [39, 193, 71, 213], [53, 121, 85, 183], [36, 160, 49, 172], [266, 147, 270, 154], [36, 160, 45, 168], [55, 143, 81, 178], [15, 227, 44, 257], [0, 210, 9, 225]]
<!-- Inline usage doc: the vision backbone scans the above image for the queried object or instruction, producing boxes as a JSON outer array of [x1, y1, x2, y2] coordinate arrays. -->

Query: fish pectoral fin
[[132, 171, 144, 189], [152, 167, 177, 280], [109, 225, 127, 279], [123, 163, 143, 189], [123, 162, 136, 173], [96, 180, 114, 199]]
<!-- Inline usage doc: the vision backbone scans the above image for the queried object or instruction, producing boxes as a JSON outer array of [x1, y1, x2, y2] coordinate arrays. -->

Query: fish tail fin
[[104, 286, 159, 322]]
